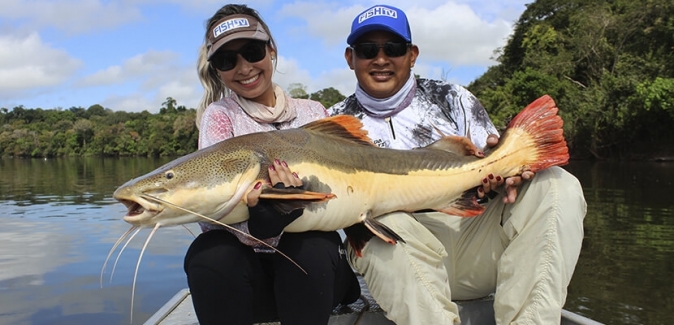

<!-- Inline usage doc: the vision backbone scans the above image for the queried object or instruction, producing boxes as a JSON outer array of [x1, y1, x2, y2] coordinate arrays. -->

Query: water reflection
[[0, 157, 673, 324], [0, 157, 199, 325], [564, 161, 674, 325]]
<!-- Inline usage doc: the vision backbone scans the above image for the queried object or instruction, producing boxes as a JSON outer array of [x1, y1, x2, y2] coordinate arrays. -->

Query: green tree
[[469, 0, 674, 159], [87, 104, 107, 117], [310, 87, 346, 108], [160, 97, 178, 114], [73, 119, 94, 152], [288, 83, 309, 99]]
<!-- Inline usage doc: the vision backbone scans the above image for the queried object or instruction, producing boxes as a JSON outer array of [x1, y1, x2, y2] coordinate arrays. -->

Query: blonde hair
[[195, 4, 278, 129]]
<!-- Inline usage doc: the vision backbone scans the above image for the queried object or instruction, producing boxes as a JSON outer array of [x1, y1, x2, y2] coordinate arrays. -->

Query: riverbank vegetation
[[468, 0, 674, 160], [2, 0, 672, 160]]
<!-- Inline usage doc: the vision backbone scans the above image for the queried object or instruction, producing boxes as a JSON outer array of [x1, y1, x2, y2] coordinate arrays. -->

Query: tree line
[[0, 88, 345, 158], [2, 0, 672, 160], [0, 98, 198, 157], [468, 0, 673, 159]]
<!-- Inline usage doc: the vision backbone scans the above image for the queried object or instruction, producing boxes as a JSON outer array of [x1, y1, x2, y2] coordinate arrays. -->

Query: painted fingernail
[[477, 187, 484, 193], [488, 174, 494, 180], [269, 165, 275, 171], [254, 182, 262, 190], [496, 176, 502, 182], [292, 172, 299, 178], [282, 160, 288, 167], [483, 178, 488, 184], [274, 159, 281, 165]]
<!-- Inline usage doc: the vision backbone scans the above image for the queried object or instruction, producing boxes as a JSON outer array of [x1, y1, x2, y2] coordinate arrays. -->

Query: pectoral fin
[[436, 188, 486, 217], [364, 218, 405, 245], [343, 223, 374, 258], [258, 187, 335, 214], [345, 218, 406, 258], [259, 187, 336, 200]]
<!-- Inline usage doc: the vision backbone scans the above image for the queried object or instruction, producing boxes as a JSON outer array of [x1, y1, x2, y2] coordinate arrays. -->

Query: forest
[[1, 0, 672, 160], [468, 0, 673, 159]]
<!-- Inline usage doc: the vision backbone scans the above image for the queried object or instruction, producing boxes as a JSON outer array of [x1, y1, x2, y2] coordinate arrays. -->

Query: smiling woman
[[182, 4, 360, 325]]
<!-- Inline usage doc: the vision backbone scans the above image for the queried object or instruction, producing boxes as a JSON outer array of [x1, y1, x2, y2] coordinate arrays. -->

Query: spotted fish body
[[113, 95, 568, 235]]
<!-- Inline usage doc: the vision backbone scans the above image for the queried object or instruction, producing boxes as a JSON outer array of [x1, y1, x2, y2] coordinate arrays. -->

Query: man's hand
[[477, 134, 535, 204]]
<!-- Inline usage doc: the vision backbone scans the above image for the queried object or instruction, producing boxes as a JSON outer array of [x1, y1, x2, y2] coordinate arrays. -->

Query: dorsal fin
[[423, 135, 484, 157], [301, 115, 375, 146]]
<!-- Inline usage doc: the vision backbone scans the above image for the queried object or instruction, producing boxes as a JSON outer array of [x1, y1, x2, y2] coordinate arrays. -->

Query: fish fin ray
[[437, 188, 485, 217], [259, 188, 335, 214], [259, 187, 335, 201], [424, 135, 484, 157], [344, 214, 406, 258], [502, 95, 569, 171], [363, 218, 405, 244], [343, 223, 374, 258], [301, 115, 375, 146]]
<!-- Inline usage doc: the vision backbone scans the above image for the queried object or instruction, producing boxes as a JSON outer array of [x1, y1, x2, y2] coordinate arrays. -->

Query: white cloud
[[101, 93, 155, 113], [0, 31, 82, 99], [313, 68, 359, 99], [407, 3, 513, 66], [76, 50, 201, 112], [273, 56, 314, 92], [153, 69, 202, 109], [0, 0, 143, 34], [278, 2, 360, 46], [0, 1, 530, 112], [274, 55, 357, 99], [274, 1, 518, 95], [79, 50, 179, 86]]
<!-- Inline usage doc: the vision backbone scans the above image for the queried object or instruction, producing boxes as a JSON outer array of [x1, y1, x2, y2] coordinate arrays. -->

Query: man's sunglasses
[[210, 40, 268, 71], [351, 42, 411, 60]]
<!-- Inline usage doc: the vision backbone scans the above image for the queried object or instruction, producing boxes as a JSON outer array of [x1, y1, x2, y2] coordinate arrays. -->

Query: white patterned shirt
[[328, 79, 498, 151]]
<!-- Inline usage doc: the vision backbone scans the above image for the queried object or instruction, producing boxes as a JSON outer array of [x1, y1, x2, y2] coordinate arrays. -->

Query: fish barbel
[[113, 95, 568, 245]]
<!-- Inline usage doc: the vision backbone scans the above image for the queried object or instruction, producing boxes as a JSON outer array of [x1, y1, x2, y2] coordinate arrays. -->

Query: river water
[[0, 157, 672, 324]]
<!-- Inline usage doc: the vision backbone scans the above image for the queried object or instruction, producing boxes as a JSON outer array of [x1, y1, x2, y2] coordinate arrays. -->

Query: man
[[328, 4, 587, 324]]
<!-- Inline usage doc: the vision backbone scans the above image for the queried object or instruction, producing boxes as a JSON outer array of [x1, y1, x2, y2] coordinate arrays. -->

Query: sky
[[0, 0, 531, 113]]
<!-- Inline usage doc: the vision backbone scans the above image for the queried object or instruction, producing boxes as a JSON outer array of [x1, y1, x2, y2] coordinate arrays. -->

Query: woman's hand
[[246, 159, 304, 239], [247, 159, 302, 207], [477, 134, 535, 204]]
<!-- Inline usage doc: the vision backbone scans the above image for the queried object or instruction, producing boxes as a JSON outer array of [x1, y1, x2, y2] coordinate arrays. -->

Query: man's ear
[[345, 47, 355, 70], [409, 44, 419, 68]]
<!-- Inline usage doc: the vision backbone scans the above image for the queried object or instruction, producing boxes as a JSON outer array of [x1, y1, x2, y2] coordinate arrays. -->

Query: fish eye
[[165, 171, 174, 179]]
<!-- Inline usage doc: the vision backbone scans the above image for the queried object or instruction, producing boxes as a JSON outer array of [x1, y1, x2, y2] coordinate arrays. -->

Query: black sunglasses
[[210, 40, 268, 71], [351, 42, 410, 59]]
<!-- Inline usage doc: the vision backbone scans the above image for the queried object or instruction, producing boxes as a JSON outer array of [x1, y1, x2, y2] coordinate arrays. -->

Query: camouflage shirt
[[328, 79, 498, 151]]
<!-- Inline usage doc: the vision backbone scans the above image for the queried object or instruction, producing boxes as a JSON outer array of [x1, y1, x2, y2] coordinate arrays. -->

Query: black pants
[[184, 230, 360, 325]]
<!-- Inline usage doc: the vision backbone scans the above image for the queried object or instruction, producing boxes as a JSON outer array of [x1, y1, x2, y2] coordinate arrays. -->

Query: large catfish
[[113, 95, 568, 254]]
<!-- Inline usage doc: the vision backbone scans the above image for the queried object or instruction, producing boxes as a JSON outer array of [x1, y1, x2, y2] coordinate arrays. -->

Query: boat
[[144, 276, 603, 325]]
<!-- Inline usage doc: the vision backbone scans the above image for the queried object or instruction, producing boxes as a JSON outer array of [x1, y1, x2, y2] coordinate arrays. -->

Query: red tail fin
[[507, 95, 569, 171]]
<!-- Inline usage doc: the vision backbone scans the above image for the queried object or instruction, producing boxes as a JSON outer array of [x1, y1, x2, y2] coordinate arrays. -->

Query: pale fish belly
[[282, 166, 377, 232]]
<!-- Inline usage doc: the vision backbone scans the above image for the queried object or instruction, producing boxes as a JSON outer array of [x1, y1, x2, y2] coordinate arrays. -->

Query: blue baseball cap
[[347, 5, 412, 45]]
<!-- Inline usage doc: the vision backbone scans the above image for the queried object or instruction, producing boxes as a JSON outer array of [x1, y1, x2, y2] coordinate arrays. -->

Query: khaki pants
[[347, 167, 587, 324]]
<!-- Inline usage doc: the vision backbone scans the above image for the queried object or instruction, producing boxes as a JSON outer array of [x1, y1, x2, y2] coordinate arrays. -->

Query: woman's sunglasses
[[351, 42, 411, 60], [210, 40, 268, 71]]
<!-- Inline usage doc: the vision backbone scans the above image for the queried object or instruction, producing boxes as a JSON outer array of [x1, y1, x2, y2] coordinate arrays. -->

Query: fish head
[[113, 147, 264, 227]]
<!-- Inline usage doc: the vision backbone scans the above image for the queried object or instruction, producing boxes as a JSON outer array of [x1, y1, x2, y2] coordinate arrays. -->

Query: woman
[[184, 4, 359, 325]]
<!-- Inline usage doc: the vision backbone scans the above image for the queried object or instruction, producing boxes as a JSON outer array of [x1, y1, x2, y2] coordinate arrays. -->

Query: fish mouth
[[118, 197, 164, 225]]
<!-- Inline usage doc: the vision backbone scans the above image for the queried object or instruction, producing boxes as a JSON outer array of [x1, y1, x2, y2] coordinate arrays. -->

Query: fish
[[112, 94, 568, 254], [108, 94, 567, 322]]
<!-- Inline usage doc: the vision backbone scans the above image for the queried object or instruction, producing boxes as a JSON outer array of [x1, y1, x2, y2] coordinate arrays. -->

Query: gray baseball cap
[[206, 14, 270, 59]]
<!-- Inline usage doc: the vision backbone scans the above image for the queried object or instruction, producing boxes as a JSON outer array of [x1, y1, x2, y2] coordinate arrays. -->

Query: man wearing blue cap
[[329, 4, 587, 324]]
